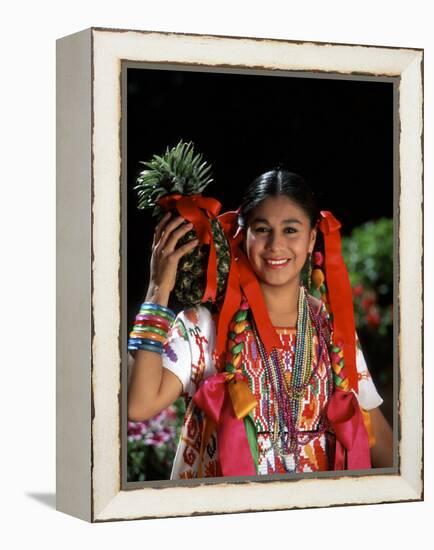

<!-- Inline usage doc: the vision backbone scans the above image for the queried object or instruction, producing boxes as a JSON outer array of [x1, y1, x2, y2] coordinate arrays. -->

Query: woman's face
[[244, 195, 317, 289]]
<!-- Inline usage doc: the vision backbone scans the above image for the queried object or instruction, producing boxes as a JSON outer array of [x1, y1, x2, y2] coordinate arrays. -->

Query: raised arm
[[127, 212, 199, 421]]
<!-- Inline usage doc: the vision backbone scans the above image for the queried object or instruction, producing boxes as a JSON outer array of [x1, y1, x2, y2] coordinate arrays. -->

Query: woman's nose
[[266, 230, 285, 251]]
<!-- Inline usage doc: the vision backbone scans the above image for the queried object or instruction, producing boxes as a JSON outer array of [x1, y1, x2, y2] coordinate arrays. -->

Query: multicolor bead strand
[[225, 299, 250, 373], [253, 287, 326, 468], [282, 288, 312, 449], [224, 288, 335, 473], [251, 322, 289, 447], [128, 302, 176, 354], [311, 251, 330, 313], [306, 295, 335, 404], [291, 287, 314, 395], [329, 340, 350, 391], [307, 253, 312, 288], [306, 285, 350, 396]]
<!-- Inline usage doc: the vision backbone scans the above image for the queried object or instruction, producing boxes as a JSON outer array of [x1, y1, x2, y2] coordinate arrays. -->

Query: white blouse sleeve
[[353, 334, 384, 410], [161, 306, 217, 398], [161, 313, 193, 396], [316, 301, 383, 411]]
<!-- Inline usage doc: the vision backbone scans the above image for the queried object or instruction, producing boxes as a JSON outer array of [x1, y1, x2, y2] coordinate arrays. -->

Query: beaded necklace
[[224, 285, 335, 473], [251, 286, 331, 471]]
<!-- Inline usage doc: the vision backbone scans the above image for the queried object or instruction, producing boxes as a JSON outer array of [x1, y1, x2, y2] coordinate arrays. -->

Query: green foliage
[[341, 218, 394, 393], [342, 218, 393, 293], [342, 218, 393, 337]]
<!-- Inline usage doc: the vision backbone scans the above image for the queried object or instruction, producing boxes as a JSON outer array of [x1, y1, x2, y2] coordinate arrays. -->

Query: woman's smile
[[263, 257, 291, 269], [244, 195, 317, 288]]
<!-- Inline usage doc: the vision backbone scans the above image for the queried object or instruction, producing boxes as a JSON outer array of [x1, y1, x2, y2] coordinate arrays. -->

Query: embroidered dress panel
[[161, 304, 383, 479], [244, 326, 334, 473], [243, 327, 333, 433]]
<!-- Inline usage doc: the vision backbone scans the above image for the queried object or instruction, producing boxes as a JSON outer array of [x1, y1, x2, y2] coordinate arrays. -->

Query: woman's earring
[[307, 252, 312, 289], [302, 252, 312, 289]]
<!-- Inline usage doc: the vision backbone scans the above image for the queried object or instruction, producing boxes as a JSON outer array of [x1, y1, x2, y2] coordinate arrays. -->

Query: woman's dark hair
[[238, 169, 319, 229]]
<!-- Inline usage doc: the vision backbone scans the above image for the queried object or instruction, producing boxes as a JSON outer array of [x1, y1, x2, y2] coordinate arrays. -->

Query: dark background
[[127, 66, 393, 319]]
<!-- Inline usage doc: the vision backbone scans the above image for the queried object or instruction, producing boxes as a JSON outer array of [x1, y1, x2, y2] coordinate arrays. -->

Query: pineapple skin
[[174, 217, 231, 308]]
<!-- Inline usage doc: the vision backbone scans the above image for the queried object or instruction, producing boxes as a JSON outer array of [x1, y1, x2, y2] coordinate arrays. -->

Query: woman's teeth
[[265, 258, 289, 267]]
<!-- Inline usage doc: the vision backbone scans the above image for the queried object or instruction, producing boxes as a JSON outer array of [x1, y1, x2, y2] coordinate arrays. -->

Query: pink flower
[[127, 421, 148, 437], [128, 406, 178, 447], [145, 429, 174, 447], [366, 306, 381, 327], [361, 291, 376, 311], [353, 284, 364, 297], [312, 251, 324, 267]]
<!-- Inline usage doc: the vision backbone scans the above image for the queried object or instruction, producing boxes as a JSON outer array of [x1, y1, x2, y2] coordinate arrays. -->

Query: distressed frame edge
[[396, 51, 424, 499], [89, 29, 423, 522], [56, 27, 93, 522], [93, 475, 421, 522], [89, 24, 424, 54]]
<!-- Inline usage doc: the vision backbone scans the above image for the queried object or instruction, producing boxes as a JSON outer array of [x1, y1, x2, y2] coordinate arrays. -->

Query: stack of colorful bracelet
[[128, 302, 176, 355]]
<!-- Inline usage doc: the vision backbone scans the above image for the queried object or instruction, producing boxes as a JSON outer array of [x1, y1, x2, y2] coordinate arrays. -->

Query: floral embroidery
[[177, 321, 189, 341], [189, 327, 208, 388], [166, 303, 380, 479], [163, 342, 178, 363]]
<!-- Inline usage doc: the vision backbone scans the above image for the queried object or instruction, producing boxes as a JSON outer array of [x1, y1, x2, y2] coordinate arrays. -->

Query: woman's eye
[[253, 226, 297, 235]]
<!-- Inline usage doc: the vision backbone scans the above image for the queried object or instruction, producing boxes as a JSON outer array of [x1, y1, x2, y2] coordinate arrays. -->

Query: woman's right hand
[[145, 212, 199, 306]]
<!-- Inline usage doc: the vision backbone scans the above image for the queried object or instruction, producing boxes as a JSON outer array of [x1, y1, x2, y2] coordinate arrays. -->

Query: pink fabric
[[193, 372, 257, 476], [327, 388, 371, 470]]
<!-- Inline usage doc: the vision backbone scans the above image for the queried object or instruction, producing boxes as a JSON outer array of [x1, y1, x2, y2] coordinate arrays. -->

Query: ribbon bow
[[193, 369, 257, 476], [327, 388, 371, 469], [158, 194, 222, 302]]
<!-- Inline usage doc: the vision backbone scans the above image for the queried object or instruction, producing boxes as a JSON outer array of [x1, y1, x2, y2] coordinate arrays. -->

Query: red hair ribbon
[[213, 210, 243, 370], [318, 211, 358, 393], [158, 194, 221, 303], [214, 210, 281, 371]]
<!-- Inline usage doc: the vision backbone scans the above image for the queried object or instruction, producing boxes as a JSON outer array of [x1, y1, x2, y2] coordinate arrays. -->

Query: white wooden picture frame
[[56, 27, 423, 522]]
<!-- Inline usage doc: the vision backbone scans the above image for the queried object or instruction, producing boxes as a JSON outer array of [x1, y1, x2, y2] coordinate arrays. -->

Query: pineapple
[[134, 140, 231, 308]]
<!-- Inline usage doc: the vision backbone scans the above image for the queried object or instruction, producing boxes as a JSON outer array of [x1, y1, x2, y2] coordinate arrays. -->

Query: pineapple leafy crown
[[134, 140, 214, 217]]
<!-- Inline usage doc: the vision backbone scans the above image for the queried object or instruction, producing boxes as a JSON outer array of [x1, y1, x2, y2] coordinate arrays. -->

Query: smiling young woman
[[128, 168, 393, 478], [243, 194, 317, 328]]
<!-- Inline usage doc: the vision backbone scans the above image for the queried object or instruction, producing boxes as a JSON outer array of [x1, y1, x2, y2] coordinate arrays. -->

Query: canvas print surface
[[125, 65, 395, 483]]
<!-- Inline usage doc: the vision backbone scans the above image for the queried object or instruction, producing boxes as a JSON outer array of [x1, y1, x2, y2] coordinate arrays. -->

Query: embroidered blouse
[[161, 303, 383, 479]]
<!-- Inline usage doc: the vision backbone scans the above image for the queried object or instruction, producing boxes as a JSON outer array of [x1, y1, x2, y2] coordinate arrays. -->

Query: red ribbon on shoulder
[[158, 194, 221, 303], [213, 210, 281, 371], [318, 211, 358, 392], [327, 389, 371, 469]]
